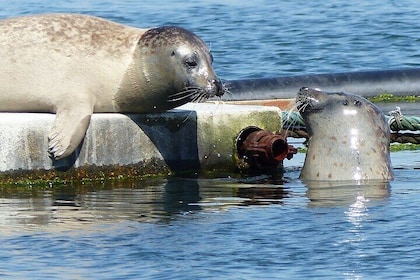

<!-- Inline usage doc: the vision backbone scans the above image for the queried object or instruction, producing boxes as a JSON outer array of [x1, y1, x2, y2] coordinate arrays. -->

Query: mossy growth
[[390, 143, 420, 152], [369, 94, 420, 103], [0, 160, 172, 187], [297, 147, 307, 153]]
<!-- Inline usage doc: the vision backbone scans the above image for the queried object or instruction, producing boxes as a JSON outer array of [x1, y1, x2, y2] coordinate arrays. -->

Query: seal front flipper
[[48, 105, 93, 160]]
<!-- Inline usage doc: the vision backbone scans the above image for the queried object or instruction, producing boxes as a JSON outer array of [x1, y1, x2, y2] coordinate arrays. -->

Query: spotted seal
[[296, 87, 393, 182], [0, 14, 224, 159]]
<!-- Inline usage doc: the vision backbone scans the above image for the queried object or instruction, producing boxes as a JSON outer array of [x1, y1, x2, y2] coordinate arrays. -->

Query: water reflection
[[302, 180, 391, 280], [0, 176, 288, 233], [304, 180, 391, 207]]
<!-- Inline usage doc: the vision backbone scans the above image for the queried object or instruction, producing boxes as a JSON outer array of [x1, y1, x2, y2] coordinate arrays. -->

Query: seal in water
[[296, 87, 393, 181], [0, 14, 224, 159]]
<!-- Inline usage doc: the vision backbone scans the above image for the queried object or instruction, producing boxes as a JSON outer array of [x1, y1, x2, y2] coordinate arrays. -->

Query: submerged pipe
[[227, 68, 420, 100], [236, 127, 297, 169]]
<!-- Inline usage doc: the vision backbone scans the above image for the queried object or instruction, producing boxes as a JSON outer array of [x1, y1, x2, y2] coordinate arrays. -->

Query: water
[[1, 152, 419, 279], [0, 0, 419, 279], [1, 0, 419, 79]]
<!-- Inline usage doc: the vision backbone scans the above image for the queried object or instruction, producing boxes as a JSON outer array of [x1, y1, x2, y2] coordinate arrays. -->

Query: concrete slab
[[0, 103, 282, 182]]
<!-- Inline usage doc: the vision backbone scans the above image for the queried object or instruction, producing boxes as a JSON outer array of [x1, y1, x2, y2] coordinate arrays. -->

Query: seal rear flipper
[[48, 107, 93, 160]]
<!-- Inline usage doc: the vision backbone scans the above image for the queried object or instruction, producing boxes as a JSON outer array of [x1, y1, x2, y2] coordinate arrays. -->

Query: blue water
[[1, 0, 419, 79], [0, 1, 419, 279]]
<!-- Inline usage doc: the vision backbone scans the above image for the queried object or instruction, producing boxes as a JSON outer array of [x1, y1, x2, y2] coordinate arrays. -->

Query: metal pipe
[[236, 127, 297, 169], [226, 68, 420, 100]]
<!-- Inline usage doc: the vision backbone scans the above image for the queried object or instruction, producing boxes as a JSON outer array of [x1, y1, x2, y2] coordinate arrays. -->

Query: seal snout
[[296, 87, 314, 112], [297, 87, 321, 96], [211, 78, 225, 97], [298, 87, 310, 93], [297, 87, 317, 101], [296, 87, 325, 113]]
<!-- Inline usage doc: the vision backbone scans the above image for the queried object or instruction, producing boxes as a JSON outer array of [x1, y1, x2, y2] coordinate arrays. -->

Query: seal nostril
[[212, 79, 224, 97], [298, 87, 311, 96]]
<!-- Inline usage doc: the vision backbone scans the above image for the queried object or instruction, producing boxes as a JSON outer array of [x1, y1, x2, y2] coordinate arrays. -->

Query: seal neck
[[114, 49, 174, 113]]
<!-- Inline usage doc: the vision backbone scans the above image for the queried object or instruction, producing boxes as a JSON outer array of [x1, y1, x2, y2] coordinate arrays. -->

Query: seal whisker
[[180, 110, 196, 124], [170, 86, 201, 96], [168, 88, 200, 102], [168, 88, 199, 97], [191, 95, 200, 103], [221, 81, 233, 101], [282, 100, 304, 132], [191, 92, 207, 103], [296, 99, 310, 113], [282, 109, 300, 133]]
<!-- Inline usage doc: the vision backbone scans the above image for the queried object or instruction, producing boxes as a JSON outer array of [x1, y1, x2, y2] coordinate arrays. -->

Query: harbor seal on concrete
[[0, 14, 224, 159], [296, 87, 393, 182]]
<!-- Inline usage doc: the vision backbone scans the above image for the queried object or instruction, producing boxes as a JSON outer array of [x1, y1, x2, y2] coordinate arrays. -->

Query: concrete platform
[[0, 103, 283, 182]]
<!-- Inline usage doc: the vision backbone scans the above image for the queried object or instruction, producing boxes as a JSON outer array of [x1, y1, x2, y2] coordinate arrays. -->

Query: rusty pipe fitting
[[236, 127, 297, 169]]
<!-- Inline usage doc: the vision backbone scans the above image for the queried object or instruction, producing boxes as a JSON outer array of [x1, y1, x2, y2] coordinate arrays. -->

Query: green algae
[[369, 94, 420, 103], [390, 143, 420, 152]]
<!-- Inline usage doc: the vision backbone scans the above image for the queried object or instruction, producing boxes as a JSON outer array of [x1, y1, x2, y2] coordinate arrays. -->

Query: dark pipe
[[226, 68, 420, 100]]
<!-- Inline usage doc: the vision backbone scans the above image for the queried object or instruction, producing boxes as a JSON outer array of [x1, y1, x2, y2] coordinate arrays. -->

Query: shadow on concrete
[[48, 110, 201, 173], [51, 140, 84, 172], [127, 110, 201, 173]]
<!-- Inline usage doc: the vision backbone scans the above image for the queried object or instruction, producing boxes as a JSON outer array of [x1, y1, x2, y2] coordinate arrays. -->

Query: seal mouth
[[167, 79, 226, 104], [296, 87, 325, 113]]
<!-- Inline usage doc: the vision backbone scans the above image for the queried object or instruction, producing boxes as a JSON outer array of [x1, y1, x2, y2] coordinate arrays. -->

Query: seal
[[0, 14, 225, 159], [296, 87, 394, 182]]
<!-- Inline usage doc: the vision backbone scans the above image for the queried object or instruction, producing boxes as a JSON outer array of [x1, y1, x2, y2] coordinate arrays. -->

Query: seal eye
[[354, 100, 362, 106], [343, 100, 349, 106]]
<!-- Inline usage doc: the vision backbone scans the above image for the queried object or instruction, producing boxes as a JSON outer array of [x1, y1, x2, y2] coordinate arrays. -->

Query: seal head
[[115, 26, 225, 112], [296, 87, 393, 182]]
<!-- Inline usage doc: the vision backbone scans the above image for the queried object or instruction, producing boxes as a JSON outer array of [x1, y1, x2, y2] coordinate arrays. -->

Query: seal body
[[0, 14, 224, 159], [296, 87, 393, 182]]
